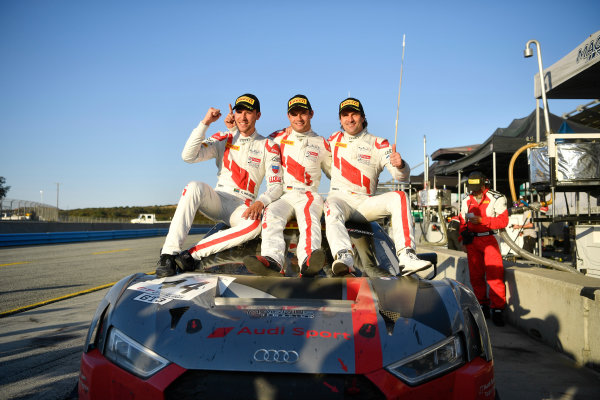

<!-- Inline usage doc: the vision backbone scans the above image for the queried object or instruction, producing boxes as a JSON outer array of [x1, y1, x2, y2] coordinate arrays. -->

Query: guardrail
[[0, 227, 210, 247]]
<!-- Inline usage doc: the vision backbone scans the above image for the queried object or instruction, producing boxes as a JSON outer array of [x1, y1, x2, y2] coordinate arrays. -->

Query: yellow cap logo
[[289, 98, 307, 108], [237, 96, 255, 106], [340, 99, 360, 109], [468, 178, 482, 185]]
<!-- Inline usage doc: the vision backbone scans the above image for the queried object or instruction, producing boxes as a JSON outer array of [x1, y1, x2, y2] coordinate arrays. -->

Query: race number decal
[[128, 275, 235, 305]]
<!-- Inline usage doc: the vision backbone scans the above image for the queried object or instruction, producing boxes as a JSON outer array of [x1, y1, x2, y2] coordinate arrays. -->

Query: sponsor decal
[[208, 325, 351, 340], [186, 319, 202, 334], [288, 97, 308, 108], [226, 143, 239, 150], [374, 139, 389, 149], [306, 150, 318, 158], [268, 176, 282, 183], [478, 377, 495, 398], [340, 99, 360, 109], [576, 33, 600, 64], [281, 139, 294, 145], [358, 323, 377, 338], [335, 142, 347, 148], [307, 143, 319, 150], [128, 275, 235, 305], [248, 156, 261, 169], [271, 165, 280, 173], [253, 349, 299, 363], [293, 327, 351, 340], [237, 96, 255, 105], [357, 153, 371, 165], [246, 309, 315, 319]]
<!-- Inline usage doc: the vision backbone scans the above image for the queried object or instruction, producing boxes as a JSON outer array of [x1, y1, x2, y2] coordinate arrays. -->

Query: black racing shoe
[[243, 255, 284, 277], [175, 250, 198, 272], [156, 254, 177, 277], [300, 249, 325, 277], [481, 305, 491, 319], [492, 309, 505, 327]]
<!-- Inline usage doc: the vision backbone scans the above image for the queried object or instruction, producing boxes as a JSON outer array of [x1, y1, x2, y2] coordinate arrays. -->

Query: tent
[[534, 30, 600, 99], [426, 109, 600, 198]]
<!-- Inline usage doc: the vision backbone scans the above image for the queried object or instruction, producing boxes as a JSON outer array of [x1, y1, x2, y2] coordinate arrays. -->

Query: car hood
[[107, 272, 463, 374]]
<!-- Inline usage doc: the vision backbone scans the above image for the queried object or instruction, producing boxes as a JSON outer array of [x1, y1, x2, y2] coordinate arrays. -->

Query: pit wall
[[417, 245, 600, 373]]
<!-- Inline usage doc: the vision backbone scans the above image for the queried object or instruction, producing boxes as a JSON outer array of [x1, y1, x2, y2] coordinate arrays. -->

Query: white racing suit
[[161, 122, 283, 259], [324, 129, 414, 261], [259, 128, 332, 266]]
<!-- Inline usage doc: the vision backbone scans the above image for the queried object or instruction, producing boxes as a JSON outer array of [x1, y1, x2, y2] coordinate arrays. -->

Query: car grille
[[164, 370, 385, 399]]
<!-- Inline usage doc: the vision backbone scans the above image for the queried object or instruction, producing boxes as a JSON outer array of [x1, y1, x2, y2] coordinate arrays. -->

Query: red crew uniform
[[162, 122, 282, 259], [459, 188, 509, 309]]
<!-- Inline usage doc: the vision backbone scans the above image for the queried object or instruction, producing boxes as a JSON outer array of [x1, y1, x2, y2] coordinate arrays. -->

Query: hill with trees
[[64, 205, 214, 225]]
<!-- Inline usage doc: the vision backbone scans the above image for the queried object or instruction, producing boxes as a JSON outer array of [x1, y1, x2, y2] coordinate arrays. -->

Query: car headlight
[[386, 336, 464, 386], [105, 327, 169, 378]]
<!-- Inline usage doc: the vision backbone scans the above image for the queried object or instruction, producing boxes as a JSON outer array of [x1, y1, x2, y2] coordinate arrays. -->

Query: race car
[[78, 221, 496, 399]]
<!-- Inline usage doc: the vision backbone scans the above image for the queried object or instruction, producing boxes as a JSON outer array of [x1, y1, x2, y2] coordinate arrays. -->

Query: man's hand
[[202, 107, 222, 126], [242, 201, 264, 220], [224, 104, 236, 129], [390, 144, 405, 168], [468, 215, 482, 224]]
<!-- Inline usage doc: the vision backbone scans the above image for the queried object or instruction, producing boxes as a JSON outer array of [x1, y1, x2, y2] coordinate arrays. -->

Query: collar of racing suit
[[343, 128, 367, 141]]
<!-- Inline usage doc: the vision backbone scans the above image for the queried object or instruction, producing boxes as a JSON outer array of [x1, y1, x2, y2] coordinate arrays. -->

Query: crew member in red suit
[[458, 171, 509, 326]]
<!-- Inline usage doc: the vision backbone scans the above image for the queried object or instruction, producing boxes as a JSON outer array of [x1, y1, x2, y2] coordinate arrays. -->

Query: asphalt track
[[0, 237, 599, 399]]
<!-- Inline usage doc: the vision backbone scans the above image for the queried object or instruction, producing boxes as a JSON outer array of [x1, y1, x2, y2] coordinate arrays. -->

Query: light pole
[[524, 39, 552, 137]]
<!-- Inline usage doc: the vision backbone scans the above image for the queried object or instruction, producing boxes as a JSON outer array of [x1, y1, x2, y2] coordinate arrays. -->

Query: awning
[[534, 30, 600, 99]]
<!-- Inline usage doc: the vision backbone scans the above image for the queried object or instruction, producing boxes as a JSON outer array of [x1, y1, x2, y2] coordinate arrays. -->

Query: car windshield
[[197, 221, 401, 277]]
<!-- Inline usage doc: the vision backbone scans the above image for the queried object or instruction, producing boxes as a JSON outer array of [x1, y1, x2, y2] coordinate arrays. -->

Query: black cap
[[467, 171, 487, 192], [287, 94, 312, 113], [339, 97, 364, 115], [233, 93, 260, 112]]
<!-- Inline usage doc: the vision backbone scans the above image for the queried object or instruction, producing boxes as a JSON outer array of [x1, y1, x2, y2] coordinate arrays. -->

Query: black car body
[[79, 222, 495, 399]]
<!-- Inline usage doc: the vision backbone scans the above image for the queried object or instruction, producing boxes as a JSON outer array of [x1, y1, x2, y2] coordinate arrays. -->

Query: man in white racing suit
[[244, 94, 332, 277], [156, 93, 283, 277], [324, 97, 432, 276]]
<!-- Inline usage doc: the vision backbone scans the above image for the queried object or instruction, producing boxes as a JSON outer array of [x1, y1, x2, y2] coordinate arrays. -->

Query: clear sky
[[1, 0, 598, 209]]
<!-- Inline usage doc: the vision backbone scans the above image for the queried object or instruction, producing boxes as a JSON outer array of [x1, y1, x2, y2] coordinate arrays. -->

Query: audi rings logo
[[253, 349, 299, 363]]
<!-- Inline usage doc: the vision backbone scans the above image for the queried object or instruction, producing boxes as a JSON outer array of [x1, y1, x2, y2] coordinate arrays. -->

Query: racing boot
[[243, 255, 284, 277], [332, 249, 355, 277], [156, 254, 177, 277], [300, 248, 325, 277], [175, 250, 198, 272], [398, 248, 432, 276], [491, 309, 505, 327]]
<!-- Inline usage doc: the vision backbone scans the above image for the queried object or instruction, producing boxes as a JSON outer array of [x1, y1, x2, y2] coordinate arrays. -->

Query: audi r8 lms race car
[[78, 221, 497, 399]]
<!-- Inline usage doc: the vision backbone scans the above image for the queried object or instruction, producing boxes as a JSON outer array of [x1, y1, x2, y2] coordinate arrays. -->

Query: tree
[[0, 176, 10, 200]]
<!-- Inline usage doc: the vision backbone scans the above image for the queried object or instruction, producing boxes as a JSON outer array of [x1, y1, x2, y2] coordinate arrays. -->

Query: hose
[[498, 229, 579, 274]]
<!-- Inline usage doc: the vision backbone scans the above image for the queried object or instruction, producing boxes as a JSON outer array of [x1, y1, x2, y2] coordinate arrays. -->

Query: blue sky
[[1, 0, 598, 209]]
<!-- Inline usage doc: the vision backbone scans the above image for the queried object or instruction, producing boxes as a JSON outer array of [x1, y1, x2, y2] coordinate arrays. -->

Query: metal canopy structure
[[534, 30, 600, 99], [425, 109, 600, 196]]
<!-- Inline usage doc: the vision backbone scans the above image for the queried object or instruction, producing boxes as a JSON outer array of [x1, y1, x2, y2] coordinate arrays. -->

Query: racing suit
[[458, 188, 508, 309], [324, 129, 414, 260], [259, 128, 332, 267], [161, 122, 283, 259]]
